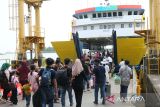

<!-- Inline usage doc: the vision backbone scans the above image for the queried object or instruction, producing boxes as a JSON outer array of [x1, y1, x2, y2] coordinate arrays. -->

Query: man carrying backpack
[[37, 58, 57, 107], [57, 58, 73, 107]]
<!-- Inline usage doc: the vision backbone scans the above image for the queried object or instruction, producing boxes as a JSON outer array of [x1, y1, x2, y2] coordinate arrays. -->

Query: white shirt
[[107, 57, 112, 63], [105, 65, 110, 82]]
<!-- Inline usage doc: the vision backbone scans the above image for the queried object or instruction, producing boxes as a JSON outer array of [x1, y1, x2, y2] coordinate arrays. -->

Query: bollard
[[137, 79, 140, 85]]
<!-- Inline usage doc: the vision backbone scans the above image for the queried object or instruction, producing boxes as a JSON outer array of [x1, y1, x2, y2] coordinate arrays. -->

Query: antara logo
[[116, 95, 145, 103], [105, 95, 145, 104]]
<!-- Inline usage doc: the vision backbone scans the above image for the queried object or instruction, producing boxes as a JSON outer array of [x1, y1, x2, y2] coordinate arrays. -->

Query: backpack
[[40, 68, 52, 87], [56, 68, 69, 87], [40, 69, 54, 104]]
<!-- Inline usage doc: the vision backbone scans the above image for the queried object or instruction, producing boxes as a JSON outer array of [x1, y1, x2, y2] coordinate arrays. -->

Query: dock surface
[[0, 77, 144, 107]]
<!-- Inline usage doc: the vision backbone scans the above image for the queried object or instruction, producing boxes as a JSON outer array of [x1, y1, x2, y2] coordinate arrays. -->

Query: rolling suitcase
[[105, 83, 111, 97], [105, 83, 115, 104]]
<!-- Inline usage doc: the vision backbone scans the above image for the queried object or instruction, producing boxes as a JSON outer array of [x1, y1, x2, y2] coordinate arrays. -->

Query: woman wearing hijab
[[0, 63, 11, 101], [17, 58, 30, 100], [72, 59, 87, 107]]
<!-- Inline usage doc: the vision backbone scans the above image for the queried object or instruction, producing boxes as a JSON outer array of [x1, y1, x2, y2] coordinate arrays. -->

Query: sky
[[0, 0, 149, 53]]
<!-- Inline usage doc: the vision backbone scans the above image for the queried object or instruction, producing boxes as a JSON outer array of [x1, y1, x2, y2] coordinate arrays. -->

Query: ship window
[[99, 25, 103, 29], [139, 11, 144, 15], [91, 26, 94, 30], [103, 13, 107, 17], [134, 11, 138, 15], [83, 26, 87, 30], [121, 24, 124, 28], [79, 15, 83, 19], [108, 12, 112, 17], [129, 23, 132, 28], [84, 14, 88, 18], [118, 12, 122, 16], [98, 13, 102, 17], [104, 25, 107, 29], [113, 12, 117, 17], [108, 25, 111, 29], [112, 24, 115, 29], [136, 23, 140, 27], [128, 11, 132, 15], [92, 13, 96, 18]]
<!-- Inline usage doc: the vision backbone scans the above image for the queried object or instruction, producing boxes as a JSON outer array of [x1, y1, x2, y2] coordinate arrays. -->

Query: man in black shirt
[[93, 58, 106, 105], [60, 58, 73, 107]]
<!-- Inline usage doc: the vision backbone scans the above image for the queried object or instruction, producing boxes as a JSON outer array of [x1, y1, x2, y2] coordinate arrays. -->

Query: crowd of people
[[0, 50, 133, 107]]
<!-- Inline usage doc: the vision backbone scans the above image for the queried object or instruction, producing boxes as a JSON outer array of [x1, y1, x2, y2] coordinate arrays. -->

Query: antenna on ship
[[105, 0, 110, 6], [137, 0, 140, 5], [87, 0, 89, 7], [100, 0, 110, 6]]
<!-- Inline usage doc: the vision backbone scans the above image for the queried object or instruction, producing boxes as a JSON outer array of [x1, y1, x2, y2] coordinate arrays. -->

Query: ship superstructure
[[72, 5, 145, 50]]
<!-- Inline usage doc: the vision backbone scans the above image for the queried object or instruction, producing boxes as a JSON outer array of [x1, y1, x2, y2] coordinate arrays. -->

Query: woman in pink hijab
[[72, 59, 87, 107]]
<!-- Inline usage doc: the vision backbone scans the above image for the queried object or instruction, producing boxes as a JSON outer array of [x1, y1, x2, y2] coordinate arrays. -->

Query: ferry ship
[[52, 4, 146, 65], [72, 5, 145, 50]]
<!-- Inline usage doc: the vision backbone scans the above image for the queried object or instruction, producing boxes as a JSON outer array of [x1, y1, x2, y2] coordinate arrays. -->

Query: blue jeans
[[94, 83, 106, 103], [83, 75, 91, 90], [26, 94, 31, 106], [41, 87, 54, 107], [61, 87, 73, 107]]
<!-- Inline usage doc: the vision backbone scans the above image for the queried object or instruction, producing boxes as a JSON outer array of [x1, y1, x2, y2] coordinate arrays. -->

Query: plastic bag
[[0, 88, 3, 98], [17, 83, 22, 95], [114, 75, 121, 85]]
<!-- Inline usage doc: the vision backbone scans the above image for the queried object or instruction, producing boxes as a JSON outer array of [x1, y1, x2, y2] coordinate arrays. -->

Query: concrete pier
[[0, 78, 143, 107], [142, 74, 160, 107]]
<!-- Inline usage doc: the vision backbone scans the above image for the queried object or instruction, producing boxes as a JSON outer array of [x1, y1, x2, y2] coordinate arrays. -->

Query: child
[[10, 70, 19, 105], [28, 64, 38, 93], [22, 80, 31, 107]]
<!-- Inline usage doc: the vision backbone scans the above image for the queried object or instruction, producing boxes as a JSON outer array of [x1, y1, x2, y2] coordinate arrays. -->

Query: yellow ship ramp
[[117, 37, 146, 65], [51, 40, 77, 63]]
